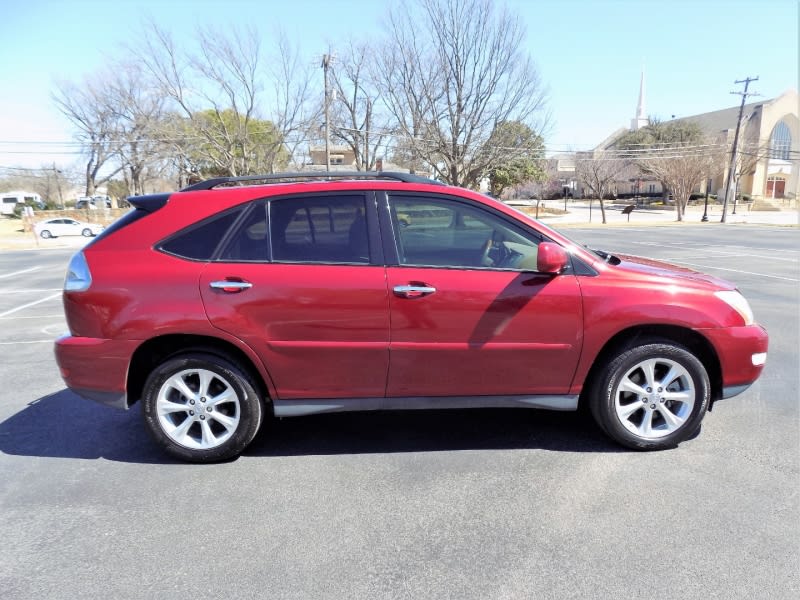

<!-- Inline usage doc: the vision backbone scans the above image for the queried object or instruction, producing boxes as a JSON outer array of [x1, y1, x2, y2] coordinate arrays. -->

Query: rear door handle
[[210, 280, 253, 293], [393, 284, 436, 298]]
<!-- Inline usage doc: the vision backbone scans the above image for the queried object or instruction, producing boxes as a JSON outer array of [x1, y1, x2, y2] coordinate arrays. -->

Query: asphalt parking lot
[[0, 225, 797, 599]]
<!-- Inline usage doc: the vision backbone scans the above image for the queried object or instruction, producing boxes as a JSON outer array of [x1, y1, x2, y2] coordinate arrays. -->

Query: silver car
[[34, 218, 104, 239]]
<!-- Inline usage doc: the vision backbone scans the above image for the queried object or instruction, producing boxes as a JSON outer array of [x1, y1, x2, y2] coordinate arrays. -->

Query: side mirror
[[537, 242, 569, 274]]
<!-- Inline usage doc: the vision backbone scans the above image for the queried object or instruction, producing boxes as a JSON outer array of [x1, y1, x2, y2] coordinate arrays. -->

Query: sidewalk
[[512, 200, 800, 227]]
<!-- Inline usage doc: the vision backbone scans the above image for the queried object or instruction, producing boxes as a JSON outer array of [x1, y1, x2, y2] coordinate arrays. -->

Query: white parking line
[[0, 340, 54, 345], [633, 241, 799, 255], [0, 266, 41, 279], [0, 314, 63, 320], [0, 289, 62, 295], [0, 293, 62, 318], [666, 260, 799, 282], [658, 252, 799, 263]]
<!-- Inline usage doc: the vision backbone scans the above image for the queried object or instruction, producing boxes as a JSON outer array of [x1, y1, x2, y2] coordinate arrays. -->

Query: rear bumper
[[701, 324, 768, 395], [54, 335, 139, 409]]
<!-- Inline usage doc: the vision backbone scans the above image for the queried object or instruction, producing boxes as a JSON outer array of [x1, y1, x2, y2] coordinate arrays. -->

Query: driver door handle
[[393, 284, 436, 299]]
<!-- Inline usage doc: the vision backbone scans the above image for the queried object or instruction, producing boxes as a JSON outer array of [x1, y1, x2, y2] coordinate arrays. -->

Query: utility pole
[[321, 53, 333, 172], [721, 76, 759, 223]]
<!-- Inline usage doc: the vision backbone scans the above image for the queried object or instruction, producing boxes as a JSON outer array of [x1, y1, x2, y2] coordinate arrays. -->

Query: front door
[[384, 194, 583, 398]]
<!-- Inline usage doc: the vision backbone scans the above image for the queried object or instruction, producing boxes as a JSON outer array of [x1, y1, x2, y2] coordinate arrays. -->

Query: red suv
[[55, 173, 768, 462]]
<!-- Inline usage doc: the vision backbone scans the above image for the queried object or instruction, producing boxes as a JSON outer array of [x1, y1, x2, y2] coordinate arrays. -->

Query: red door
[[200, 193, 390, 400], [385, 268, 583, 397], [200, 263, 390, 399]]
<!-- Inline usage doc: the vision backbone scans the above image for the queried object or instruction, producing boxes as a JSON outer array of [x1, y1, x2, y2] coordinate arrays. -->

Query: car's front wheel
[[590, 341, 710, 450], [141, 353, 264, 462], [40, 230, 52, 239], [81, 228, 93, 237]]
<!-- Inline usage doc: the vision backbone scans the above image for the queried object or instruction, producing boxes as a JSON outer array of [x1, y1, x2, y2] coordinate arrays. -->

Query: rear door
[[199, 192, 391, 400], [383, 193, 583, 398]]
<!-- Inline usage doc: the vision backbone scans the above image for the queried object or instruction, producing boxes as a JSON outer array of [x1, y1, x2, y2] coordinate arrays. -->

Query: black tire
[[589, 341, 710, 450], [81, 228, 93, 237], [141, 352, 264, 462], [40, 230, 52, 239]]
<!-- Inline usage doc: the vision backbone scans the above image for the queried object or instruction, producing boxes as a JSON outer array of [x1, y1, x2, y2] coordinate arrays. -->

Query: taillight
[[64, 251, 92, 292]]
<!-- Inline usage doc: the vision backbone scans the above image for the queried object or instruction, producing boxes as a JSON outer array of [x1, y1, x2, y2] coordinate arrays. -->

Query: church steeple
[[631, 68, 648, 130]]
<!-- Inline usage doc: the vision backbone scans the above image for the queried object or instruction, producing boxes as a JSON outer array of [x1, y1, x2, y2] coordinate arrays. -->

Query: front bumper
[[701, 324, 769, 398], [54, 335, 139, 409]]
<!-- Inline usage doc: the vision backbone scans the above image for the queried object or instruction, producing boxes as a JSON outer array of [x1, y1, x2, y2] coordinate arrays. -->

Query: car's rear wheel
[[40, 230, 52, 239], [81, 228, 93, 237], [589, 341, 710, 450], [141, 353, 263, 462]]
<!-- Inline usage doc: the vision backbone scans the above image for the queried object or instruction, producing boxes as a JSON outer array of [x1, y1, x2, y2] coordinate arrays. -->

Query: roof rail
[[179, 171, 444, 192]]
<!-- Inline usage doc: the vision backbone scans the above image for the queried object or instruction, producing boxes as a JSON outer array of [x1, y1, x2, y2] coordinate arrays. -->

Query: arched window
[[769, 121, 791, 160]]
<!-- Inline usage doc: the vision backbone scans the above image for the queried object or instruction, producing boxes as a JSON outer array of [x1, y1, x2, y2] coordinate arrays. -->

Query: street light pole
[[702, 177, 711, 222]]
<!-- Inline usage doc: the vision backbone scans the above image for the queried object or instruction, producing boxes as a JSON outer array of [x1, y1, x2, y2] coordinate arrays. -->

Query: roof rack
[[180, 171, 444, 192]]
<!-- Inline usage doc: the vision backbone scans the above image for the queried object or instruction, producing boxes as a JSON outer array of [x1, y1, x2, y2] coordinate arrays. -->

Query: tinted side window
[[219, 204, 268, 262], [270, 195, 369, 264], [389, 195, 541, 270], [160, 207, 244, 260]]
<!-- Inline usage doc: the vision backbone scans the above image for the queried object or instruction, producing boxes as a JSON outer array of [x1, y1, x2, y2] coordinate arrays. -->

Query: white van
[[1, 191, 44, 216]]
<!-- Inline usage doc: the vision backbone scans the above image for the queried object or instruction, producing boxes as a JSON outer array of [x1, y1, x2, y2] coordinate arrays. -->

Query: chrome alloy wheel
[[613, 357, 695, 439], [156, 368, 241, 450]]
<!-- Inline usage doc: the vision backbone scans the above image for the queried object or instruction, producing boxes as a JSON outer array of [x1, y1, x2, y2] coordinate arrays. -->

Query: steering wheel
[[480, 230, 503, 267]]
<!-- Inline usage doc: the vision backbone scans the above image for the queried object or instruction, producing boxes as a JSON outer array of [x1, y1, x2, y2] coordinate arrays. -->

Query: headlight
[[714, 290, 754, 325]]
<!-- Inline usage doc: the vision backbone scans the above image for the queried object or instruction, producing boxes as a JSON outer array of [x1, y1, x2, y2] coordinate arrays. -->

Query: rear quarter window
[[160, 207, 245, 260]]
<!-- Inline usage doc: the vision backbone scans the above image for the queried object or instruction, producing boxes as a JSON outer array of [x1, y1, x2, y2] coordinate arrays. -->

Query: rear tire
[[141, 352, 264, 462], [589, 341, 709, 450]]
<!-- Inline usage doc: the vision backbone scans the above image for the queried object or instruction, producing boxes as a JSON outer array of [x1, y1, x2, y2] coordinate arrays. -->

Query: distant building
[[591, 73, 798, 202], [308, 145, 356, 168], [307, 145, 416, 175]]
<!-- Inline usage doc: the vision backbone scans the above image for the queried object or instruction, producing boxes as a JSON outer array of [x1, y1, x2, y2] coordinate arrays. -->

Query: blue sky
[[1, 0, 797, 171]]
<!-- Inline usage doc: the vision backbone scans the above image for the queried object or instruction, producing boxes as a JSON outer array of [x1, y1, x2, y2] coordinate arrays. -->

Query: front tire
[[40, 230, 52, 239], [590, 341, 710, 450], [141, 353, 264, 462], [81, 228, 93, 237]]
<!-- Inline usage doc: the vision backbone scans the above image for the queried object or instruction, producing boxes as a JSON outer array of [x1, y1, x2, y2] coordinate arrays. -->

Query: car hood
[[611, 253, 735, 290]]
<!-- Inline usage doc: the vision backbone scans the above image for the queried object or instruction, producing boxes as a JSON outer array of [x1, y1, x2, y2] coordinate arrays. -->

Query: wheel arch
[[580, 325, 723, 408], [126, 334, 271, 409]]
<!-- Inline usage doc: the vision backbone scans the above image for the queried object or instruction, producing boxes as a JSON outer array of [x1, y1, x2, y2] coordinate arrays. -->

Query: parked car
[[75, 196, 112, 210], [35, 218, 104, 239], [54, 172, 768, 462]]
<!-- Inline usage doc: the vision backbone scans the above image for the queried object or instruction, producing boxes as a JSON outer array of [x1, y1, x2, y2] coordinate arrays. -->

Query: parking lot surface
[[0, 225, 797, 599]]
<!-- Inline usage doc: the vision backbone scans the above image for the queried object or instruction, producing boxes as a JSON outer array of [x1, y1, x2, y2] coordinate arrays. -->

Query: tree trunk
[[599, 199, 607, 224]]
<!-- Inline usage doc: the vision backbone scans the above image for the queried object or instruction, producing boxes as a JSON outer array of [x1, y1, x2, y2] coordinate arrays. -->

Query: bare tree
[[636, 144, 724, 220], [52, 80, 123, 195], [102, 62, 167, 196], [269, 31, 321, 170], [330, 41, 389, 171], [133, 21, 314, 179], [133, 22, 265, 177], [377, 0, 548, 187], [617, 121, 725, 221], [575, 152, 628, 224]]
